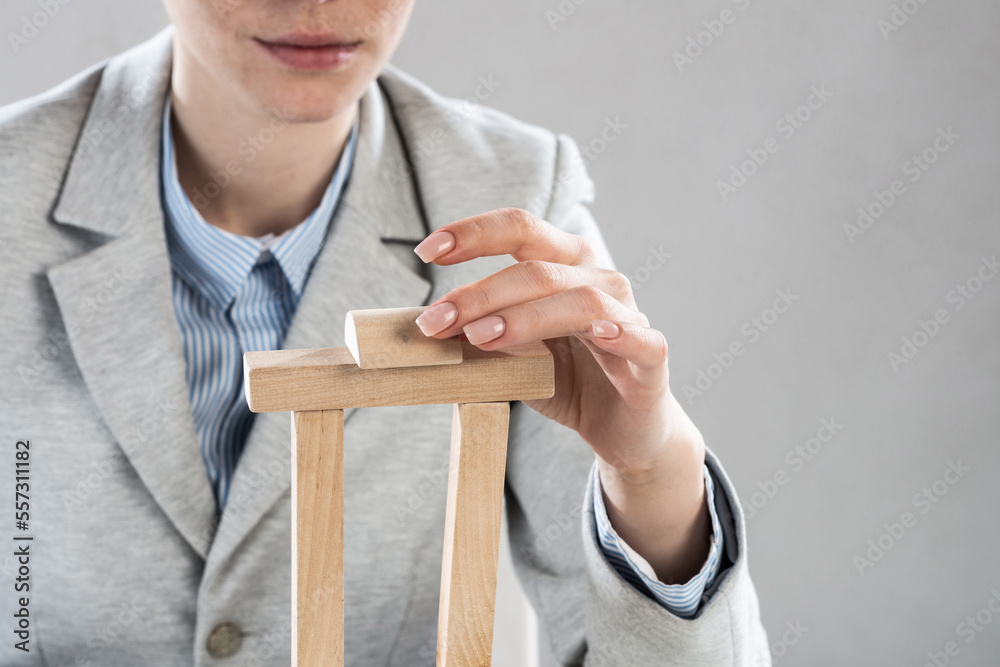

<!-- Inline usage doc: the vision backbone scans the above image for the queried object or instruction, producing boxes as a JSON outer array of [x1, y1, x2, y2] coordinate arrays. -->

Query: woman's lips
[[255, 35, 361, 71]]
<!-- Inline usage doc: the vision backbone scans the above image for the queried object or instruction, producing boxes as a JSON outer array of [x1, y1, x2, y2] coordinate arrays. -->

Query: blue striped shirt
[[592, 464, 723, 616], [158, 93, 722, 617]]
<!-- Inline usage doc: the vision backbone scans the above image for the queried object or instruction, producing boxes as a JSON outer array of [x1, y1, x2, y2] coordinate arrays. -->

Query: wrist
[[597, 396, 706, 487], [596, 427, 711, 582]]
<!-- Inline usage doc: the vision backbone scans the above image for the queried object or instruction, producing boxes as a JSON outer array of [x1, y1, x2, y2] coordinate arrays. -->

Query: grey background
[[3, 1, 999, 665]]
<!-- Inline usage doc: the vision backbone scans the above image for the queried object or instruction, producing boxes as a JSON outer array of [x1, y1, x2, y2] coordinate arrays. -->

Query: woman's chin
[[255, 89, 358, 125]]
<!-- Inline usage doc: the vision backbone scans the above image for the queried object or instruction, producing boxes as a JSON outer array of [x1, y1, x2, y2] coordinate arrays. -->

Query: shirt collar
[[159, 93, 357, 310]]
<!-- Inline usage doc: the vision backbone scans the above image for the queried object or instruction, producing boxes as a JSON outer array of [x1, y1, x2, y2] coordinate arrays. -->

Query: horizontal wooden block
[[244, 340, 554, 413], [345, 306, 462, 370]]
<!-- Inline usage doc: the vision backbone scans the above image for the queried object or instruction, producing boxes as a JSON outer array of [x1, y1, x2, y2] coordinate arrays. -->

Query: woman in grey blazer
[[0, 0, 768, 664]]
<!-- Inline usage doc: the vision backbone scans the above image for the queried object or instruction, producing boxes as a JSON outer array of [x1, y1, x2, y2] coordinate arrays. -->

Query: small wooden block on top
[[345, 306, 462, 369]]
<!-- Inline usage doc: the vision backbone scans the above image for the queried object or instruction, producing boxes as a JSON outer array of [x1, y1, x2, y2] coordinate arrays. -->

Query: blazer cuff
[[591, 462, 724, 618], [579, 449, 771, 664]]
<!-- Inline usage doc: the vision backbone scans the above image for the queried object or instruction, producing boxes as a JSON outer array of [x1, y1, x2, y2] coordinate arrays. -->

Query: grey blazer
[[0, 27, 769, 667]]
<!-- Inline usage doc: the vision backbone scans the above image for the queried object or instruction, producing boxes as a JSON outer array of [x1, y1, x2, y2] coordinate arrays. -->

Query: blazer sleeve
[[502, 133, 771, 665]]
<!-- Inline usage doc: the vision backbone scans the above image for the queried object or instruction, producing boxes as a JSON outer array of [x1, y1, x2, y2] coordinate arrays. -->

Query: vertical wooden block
[[292, 410, 345, 667], [437, 402, 511, 667]]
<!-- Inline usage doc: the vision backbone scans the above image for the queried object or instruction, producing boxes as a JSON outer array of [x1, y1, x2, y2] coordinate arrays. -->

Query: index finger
[[413, 207, 600, 267]]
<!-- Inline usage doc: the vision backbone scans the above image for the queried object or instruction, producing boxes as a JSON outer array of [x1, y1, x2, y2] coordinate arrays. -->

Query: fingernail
[[414, 231, 455, 263], [464, 315, 506, 345], [415, 302, 458, 336], [591, 319, 620, 338]]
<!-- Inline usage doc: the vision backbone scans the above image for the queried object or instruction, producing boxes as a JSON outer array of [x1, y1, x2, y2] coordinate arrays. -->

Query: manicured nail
[[415, 302, 458, 336], [464, 315, 506, 345], [414, 231, 455, 263], [591, 320, 620, 338]]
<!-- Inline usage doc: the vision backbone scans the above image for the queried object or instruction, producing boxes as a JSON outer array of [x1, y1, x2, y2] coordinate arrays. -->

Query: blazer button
[[207, 622, 243, 658]]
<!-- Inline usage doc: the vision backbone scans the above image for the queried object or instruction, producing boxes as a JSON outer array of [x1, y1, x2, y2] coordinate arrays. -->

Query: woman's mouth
[[254, 33, 362, 71]]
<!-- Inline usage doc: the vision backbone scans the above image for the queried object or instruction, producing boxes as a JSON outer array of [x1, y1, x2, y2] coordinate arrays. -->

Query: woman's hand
[[413, 208, 712, 583]]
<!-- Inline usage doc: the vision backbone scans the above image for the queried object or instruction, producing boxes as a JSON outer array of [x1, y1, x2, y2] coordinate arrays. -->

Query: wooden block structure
[[243, 306, 555, 666]]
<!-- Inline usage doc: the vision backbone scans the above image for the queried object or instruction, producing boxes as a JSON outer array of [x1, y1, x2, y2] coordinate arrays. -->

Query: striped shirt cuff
[[591, 462, 724, 618]]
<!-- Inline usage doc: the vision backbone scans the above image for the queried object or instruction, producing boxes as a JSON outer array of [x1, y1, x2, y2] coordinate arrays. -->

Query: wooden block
[[244, 340, 554, 413], [345, 306, 462, 369], [292, 410, 344, 667], [437, 402, 510, 667]]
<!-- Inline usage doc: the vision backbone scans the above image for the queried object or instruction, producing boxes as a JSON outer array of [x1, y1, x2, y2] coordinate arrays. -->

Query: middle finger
[[415, 260, 636, 338]]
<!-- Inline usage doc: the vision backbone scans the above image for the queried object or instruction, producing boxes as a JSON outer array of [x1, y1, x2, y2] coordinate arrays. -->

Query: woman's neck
[[168, 45, 357, 239]]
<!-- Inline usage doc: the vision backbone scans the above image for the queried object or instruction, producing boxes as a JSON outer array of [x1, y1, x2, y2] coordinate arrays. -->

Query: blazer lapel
[[46, 27, 218, 558]]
